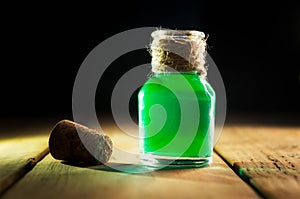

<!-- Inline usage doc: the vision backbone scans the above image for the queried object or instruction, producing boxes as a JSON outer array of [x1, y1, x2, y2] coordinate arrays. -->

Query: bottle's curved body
[[138, 72, 215, 167]]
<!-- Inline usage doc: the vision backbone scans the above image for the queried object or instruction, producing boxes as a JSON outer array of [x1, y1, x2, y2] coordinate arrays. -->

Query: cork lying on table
[[48, 120, 113, 165]]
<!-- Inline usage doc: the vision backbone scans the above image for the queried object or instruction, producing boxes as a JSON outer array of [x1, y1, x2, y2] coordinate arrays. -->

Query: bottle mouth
[[151, 30, 205, 40]]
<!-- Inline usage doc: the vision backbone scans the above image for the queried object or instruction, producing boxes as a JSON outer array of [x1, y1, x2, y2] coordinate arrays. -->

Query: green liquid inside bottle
[[138, 72, 215, 167]]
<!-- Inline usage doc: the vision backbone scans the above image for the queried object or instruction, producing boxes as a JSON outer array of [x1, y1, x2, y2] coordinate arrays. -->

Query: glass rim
[[151, 29, 205, 39]]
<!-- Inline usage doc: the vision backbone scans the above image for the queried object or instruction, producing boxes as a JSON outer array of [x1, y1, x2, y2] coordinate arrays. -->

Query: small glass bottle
[[138, 30, 215, 168]]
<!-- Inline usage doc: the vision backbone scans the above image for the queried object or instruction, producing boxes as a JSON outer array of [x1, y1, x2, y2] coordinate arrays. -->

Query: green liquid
[[138, 72, 215, 164]]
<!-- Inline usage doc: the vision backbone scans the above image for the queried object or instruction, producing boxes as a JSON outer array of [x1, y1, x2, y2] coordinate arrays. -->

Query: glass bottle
[[138, 30, 215, 168]]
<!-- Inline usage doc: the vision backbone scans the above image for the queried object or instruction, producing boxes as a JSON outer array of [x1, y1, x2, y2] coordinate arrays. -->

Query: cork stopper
[[49, 120, 113, 165], [150, 29, 207, 77]]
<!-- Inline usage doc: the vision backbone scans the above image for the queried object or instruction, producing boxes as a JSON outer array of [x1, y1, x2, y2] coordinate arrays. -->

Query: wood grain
[[0, 135, 49, 195], [215, 125, 300, 199], [1, 153, 259, 199], [1, 125, 259, 199]]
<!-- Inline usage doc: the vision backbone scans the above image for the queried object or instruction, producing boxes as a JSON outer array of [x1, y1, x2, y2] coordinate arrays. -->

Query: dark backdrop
[[1, 1, 299, 120]]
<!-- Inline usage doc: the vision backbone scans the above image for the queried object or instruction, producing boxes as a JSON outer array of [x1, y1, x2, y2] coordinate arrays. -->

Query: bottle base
[[140, 154, 212, 169]]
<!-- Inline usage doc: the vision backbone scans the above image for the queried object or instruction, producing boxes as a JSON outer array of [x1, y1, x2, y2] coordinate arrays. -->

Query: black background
[[1, 1, 299, 121]]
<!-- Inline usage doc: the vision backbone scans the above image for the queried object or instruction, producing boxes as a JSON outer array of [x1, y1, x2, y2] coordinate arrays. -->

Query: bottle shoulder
[[139, 74, 215, 100]]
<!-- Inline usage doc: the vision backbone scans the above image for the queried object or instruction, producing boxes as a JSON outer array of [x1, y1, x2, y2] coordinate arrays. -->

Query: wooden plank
[[1, 153, 260, 199], [1, 127, 260, 199], [215, 125, 300, 199], [0, 135, 49, 195]]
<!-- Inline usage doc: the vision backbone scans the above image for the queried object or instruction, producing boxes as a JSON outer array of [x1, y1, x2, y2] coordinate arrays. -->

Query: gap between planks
[[0, 148, 49, 196], [215, 125, 300, 199]]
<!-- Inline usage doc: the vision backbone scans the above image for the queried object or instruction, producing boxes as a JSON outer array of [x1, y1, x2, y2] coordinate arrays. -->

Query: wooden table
[[0, 119, 299, 199]]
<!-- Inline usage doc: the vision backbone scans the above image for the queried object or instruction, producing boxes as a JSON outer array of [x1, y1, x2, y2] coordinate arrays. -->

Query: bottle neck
[[153, 71, 198, 76], [150, 29, 207, 77]]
